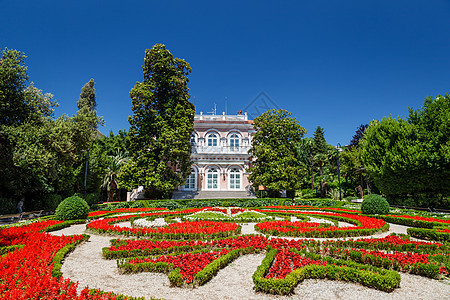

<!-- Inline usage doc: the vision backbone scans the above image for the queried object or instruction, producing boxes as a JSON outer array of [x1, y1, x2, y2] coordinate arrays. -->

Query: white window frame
[[229, 133, 240, 152], [206, 167, 220, 190], [184, 168, 197, 191], [207, 133, 218, 147], [228, 167, 242, 190]]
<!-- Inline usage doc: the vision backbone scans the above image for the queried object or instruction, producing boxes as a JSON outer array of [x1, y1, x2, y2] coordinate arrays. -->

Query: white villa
[[172, 112, 256, 199]]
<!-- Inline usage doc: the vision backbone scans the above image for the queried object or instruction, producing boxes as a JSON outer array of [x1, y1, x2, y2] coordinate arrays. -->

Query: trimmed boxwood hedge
[[252, 246, 401, 295], [92, 198, 338, 211], [407, 227, 450, 242], [361, 194, 390, 215], [55, 196, 90, 220]]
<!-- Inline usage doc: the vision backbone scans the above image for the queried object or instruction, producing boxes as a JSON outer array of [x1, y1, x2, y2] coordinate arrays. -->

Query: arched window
[[229, 167, 241, 189], [184, 168, 197, 190], [207, 167, 219, 190], [207, 133, 218, 147], [229, 133, 240, 151]]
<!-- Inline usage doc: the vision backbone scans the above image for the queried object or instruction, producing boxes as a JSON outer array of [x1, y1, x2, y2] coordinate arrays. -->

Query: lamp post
[[336, 143, 342, 201]]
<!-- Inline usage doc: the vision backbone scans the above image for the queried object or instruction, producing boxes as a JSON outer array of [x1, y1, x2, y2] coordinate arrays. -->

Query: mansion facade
[[178, 112, 254, 194]]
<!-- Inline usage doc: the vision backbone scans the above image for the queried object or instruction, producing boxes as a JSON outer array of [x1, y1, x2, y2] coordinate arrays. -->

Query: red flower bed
[[129, 249, 230, 283], [88, 211, 114, 217], [265, 249, 326, 279], [87, 209, 201, 235], [256, 221, 323, 233], [263, 206, 362, 214], [0, 220, 120, 299], [258, 210, 383, 228], [3, 207, 448, 297], [88, 210, 239, 238], [319, 234, 444, 253], [202, 207, 227, 214], [231, 208, 246, 214], [0, 220, 64, 246], [333, 248, 431, 268], [108, 235, 270, 254], [255, 210, 386, 237], [158, 221, 238, 235], [351, 234, 442, 247], [88, 207, 169, 218], [113, 208, 167, 213], [387, 214, 450, 224], [200, 207, 246, 215]]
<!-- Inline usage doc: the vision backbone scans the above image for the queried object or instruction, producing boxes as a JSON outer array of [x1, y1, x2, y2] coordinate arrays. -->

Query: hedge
[[92, 198, 339, 211], [407, 228, 450, 242], [52, 234, 90, 279], [252, 247, 401, 295], [370, 215, 444, 229]]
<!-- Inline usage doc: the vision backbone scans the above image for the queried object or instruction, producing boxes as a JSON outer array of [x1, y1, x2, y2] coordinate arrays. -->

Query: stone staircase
[[171, 190, 256, 200]]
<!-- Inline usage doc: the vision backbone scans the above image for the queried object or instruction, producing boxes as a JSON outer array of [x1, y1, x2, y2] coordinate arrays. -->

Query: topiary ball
[[55, 195, 90, 220], [361, 194, 390, 215]]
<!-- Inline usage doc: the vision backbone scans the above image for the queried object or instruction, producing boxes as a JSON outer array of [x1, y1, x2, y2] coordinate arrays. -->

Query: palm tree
[[101, 149, 127, 201]]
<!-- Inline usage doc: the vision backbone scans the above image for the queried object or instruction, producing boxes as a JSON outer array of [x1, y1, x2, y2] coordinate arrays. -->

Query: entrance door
[[229, 167, 241, 190]]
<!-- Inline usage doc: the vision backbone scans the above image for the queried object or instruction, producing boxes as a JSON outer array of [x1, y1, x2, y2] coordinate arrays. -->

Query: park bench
[[0, 210, 53, 225]]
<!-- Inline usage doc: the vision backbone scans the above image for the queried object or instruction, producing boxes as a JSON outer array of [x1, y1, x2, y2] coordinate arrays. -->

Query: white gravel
[[50, 222, 450, 300]]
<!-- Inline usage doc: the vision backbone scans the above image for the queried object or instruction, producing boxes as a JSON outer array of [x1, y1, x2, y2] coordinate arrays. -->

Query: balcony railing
[[192, 145, 251, 154]]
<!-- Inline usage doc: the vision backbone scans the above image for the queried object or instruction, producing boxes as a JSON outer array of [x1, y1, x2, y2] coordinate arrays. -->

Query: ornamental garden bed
[[1, 206, 449, 299]]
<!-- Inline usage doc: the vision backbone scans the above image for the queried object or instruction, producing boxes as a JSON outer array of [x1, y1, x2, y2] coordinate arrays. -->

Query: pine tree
[[77, 78, 97, 111], [312, 126, 329, 197]]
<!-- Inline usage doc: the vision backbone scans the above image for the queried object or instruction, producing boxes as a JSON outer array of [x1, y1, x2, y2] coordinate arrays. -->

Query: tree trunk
[[108, 181, 117, 201]]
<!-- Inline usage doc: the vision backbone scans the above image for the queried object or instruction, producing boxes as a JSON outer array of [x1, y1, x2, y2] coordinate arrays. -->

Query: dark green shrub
[[55, 196, 90, 220], [85, 193, 99, 206], [42, 194, 62, 210], [361, 194, 390, 215], [301, 188, 312, 195], [302, 193, 316, 199], [130, 201, 145, 208], [115, 201, 131, 209], [161, 201, 181, 210], [0, 197, 17, 214]]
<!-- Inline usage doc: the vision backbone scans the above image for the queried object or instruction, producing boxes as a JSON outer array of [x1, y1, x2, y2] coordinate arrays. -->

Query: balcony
[[192, 145, 251, 154], [194, 112, 248, 122]]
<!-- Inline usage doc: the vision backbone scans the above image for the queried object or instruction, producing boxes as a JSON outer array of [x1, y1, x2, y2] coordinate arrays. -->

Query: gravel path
[[50, 222, 450, 300]]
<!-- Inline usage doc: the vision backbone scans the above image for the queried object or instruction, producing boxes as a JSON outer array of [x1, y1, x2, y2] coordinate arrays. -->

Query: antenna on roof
[[207, 103, 217, 115], [225, 97, 228, 115]]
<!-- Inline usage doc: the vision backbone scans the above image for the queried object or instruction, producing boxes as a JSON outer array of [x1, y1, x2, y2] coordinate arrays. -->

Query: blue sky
[[2, 1, 449, 145]]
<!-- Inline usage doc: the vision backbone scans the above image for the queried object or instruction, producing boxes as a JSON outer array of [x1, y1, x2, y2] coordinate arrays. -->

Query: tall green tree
[[248, 109, 306, 198], [360, 93, 450, 206], [119, 44, 195, 199], [72, 79, 103, 195], [0, 51, 103, 212], [0, 48, 29, 126], [312, 126, 329, 197], [77, 78, 97, 111]]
